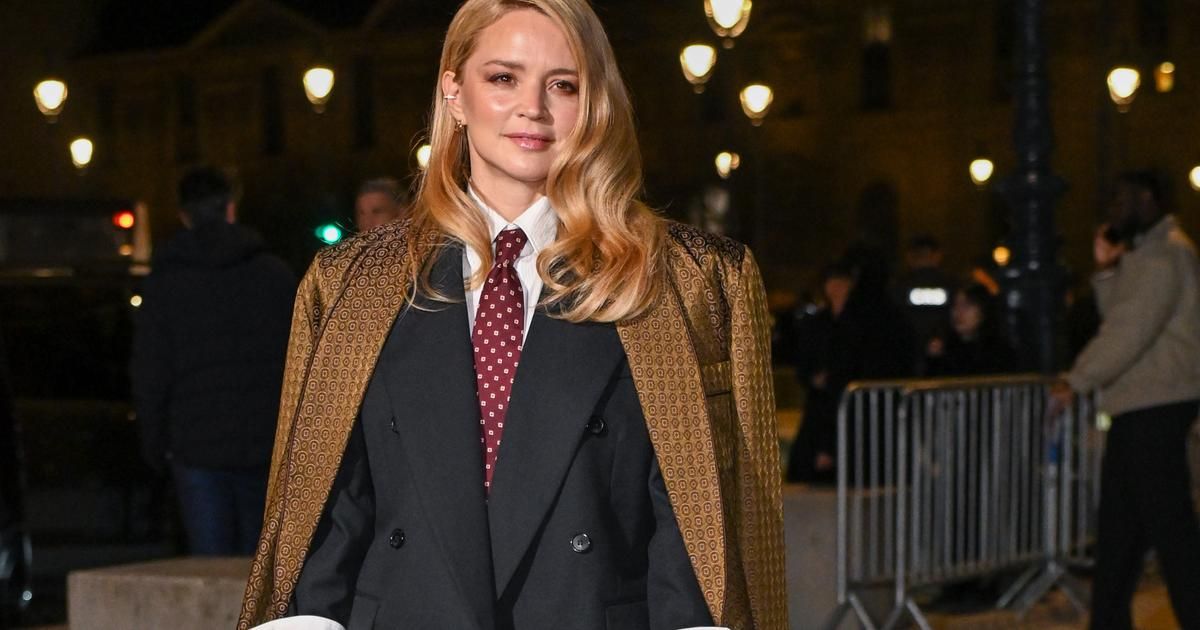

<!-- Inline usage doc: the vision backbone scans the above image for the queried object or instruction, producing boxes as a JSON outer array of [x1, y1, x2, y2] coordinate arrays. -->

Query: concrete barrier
[[68, 557, 248, 630], [784, 483, 890, 630], [63, 486, 883, 630]]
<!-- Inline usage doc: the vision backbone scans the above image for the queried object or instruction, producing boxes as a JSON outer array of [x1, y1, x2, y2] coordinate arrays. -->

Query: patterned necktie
[[473, 227, 527, 492]]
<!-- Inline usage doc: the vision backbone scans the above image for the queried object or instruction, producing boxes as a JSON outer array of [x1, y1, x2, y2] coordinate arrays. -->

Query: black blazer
[[291, 246, 712, 630]]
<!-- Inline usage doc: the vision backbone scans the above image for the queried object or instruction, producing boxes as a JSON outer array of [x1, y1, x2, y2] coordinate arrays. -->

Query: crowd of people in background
[[780, 170, 1200, 628], [783, 232, 1021, 483]]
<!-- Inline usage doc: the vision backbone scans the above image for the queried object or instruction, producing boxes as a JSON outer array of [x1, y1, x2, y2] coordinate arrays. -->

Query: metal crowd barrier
[[823, 376, 1104, 630]]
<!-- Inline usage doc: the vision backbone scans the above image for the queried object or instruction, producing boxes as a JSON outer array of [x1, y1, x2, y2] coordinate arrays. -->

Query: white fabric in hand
[[249, 616, 345, 630]]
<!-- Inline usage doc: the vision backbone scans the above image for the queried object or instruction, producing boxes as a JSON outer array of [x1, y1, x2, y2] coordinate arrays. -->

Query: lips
[[505, 133, 554, 150]]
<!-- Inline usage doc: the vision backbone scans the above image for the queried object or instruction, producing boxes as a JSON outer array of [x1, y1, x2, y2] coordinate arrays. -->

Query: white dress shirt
[[464, 188, 559, 336]]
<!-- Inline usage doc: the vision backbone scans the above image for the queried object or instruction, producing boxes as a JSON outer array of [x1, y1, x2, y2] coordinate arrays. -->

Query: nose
[[516, 83, 549, 122]]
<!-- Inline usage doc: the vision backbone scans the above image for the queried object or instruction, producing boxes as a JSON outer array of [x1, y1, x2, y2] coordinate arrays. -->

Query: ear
[[441, 71, 465, 123]]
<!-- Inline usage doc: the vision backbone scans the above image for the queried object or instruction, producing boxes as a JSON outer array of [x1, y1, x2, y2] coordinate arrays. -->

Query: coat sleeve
[[291, 417, 375, 623], [1067, 252, 1179, 392], [240, 258, 326, 629], [726, 249, 789, 629], [263, 259, 325, 511]]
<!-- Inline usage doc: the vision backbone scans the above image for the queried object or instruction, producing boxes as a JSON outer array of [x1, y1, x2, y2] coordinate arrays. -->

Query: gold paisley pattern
[[238, 220, 787, 630]]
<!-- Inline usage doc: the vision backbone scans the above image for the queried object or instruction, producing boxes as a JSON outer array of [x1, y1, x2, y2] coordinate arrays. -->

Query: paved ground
[[929, 572, 1177, 629], [24, 575, 1178, 630]]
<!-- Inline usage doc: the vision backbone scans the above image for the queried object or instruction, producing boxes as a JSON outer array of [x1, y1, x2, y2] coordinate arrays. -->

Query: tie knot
[[493, 228, 527, 267]]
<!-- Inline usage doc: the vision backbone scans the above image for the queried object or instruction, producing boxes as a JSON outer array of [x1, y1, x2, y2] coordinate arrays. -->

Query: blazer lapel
[[378, 243, 495, 630], [486, 307, 625, 597]]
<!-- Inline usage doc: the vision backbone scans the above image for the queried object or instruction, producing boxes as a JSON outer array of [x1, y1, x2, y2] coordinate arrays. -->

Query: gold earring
[[455, 120, 465, 131]]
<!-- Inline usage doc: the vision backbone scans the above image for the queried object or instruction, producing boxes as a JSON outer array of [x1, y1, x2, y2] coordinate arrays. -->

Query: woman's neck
[[470, 175, 546, 223]]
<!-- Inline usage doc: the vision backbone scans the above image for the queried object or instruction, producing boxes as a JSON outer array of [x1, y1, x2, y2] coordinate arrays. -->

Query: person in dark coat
[[787, 263, 855, 483], [131, 166, 296, 556], [787, 254, 916, 484], [925, 282, 1017, 377]]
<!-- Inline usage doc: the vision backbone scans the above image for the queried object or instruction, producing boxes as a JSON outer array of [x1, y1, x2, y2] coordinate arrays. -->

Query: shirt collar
[[466, 186, 558, 261]]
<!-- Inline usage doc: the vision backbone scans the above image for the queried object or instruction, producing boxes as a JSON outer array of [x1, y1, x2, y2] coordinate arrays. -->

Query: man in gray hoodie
[[1055, 171, 1200, 629]]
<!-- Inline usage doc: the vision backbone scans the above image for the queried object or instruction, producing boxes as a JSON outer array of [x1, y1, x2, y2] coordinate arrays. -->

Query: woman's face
[[442, 9, 581, 192], [951, 292, 984, 340], [823, 276, 853, 317]]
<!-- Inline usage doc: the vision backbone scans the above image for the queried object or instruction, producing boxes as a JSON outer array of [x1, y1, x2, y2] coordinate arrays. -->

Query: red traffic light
[[113, 209, 135, 229]]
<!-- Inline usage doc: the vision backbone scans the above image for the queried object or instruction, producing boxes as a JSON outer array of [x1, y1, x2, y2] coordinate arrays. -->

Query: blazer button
[[570, 533, 592, 554], [586, 416, 606, 436], [388, 528, 406, 549]]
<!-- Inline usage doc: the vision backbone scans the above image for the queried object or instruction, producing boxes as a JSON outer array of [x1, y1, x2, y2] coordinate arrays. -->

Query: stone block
[[68, 557, 249, 630], [784, 484, 892, 630]]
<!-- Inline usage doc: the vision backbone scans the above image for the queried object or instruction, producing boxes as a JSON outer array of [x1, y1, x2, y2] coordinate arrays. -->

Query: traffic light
[[315, 223, 344, 245], [112, 209, 135, 229]]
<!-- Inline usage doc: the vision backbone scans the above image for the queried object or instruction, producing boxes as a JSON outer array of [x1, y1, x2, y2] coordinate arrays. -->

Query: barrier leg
[[1009, 560, 1089, 619], [879, 597, 932, 630], [995, 564, 1039, 608], [821, 592, 880, 630], [905, 598, 933, 630], [819, 602, 850, 630]]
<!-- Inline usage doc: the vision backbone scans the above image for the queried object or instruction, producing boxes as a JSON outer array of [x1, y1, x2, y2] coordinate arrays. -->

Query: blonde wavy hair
[[408, 0, 666, 323]]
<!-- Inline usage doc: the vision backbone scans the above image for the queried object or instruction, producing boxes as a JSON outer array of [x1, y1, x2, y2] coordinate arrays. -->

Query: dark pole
[[998, 0, 1066, 373]]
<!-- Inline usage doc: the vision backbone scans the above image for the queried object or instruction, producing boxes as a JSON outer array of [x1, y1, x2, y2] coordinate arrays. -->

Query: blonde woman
[[239, 1, 786, 629]]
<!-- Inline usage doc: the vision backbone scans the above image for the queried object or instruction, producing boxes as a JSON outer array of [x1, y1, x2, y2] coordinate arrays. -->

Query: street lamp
[[1107, 65, 1140, 112], [704, 0, 752, 49], [1154, 62, 1175, 93], [679, 44, 717, 94], [970, 158, 995, 186], [715, 151, 741, 179], [33, 79, 68, 122], [739, 84, 773, 126], [416, 143, 432, 170], [69, 137, 93, 170], [993, 245, 1012, 267], [303, 66, 335, 113], [1189, 166, 1200, 192]]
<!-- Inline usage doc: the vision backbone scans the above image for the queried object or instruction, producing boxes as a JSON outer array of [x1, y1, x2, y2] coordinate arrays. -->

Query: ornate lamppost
[[69, 137, 94, 171], [704, 0, 752, 49], [679, 44, 718, 93], [970, 157, 995, 187], [1106, 65, 1141, 113], [303, 66, 335, 113], [739, 83, 774, 126], [997, 0, 1067, 373], [715, 151, 741, 179], [33, 78, 68, 123]]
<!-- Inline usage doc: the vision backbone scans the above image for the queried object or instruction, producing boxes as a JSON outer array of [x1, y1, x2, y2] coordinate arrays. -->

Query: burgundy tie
[[473, 228, 527, 492]]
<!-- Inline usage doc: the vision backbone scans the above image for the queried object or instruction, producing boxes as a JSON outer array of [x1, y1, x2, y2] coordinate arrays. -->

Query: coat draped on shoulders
[[238, 218, 787, 630]]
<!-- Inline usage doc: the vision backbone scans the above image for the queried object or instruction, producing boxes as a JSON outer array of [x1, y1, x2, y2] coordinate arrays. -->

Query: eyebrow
[[482, 60, 579, 76]]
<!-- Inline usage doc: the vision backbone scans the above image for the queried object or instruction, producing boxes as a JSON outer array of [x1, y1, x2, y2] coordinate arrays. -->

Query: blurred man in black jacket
[[131, 167, 296, 556]]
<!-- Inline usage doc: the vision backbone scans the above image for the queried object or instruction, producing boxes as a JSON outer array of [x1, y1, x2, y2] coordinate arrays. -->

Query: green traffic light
[[316, 224, 343, 245]]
